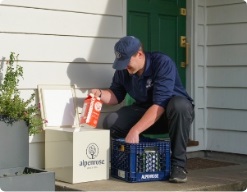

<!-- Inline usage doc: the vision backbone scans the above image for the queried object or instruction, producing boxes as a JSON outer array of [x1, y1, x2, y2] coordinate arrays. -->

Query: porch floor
[[55, 151, 247, 191]]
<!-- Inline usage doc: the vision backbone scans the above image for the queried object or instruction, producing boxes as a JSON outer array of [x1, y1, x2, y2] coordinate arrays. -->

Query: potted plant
[[0, 52, 45, 135], [0, 52, 54, 191]]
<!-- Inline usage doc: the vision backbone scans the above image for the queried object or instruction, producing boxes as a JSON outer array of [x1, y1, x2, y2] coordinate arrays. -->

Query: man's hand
[[125, 104, 165, 144], [125, 128, 140, 143], [89, 89, 119, 105], [90, 89, 101, 98]]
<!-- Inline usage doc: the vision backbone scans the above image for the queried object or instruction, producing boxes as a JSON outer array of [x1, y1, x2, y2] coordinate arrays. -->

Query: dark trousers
[[103, 96, 195, 168]]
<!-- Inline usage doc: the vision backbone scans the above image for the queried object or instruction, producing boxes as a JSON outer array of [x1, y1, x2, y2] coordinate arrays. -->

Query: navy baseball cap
[[113, 36, 141, 70]]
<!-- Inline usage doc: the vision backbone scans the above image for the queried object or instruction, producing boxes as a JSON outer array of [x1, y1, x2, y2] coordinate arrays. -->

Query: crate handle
[[144, 146, 158, 153]]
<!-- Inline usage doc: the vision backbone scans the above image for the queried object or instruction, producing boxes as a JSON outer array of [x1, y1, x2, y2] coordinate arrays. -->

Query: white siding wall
[[206, 0, 247, 154], [0, 0, 126, 168]]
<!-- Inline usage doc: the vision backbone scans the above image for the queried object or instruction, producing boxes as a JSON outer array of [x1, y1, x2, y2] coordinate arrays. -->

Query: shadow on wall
[[67, 0, 118, 93], [67, 57, 86, 87], [67, 57, 114, 89], [66, 58, 87, 109], [65, 1, 121, 111]]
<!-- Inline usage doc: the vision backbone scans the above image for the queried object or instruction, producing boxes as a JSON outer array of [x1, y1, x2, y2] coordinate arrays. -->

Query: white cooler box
[[38, 85, 110, 184]]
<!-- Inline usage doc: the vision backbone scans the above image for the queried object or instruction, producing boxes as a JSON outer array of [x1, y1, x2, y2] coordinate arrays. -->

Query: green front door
[[127, 0, 186, 85]]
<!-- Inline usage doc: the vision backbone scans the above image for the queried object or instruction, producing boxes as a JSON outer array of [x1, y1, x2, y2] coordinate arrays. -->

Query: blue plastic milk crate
[[111, 137, 170, 183]]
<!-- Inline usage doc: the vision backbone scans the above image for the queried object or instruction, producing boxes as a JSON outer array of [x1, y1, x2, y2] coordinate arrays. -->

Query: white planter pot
[[0, 120, 29, 169], [29, 132, 45, 169], [0, 120, 55, 191]]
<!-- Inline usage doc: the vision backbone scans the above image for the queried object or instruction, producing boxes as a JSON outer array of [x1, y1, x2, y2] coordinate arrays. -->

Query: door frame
[[186, 0, 196, 141]]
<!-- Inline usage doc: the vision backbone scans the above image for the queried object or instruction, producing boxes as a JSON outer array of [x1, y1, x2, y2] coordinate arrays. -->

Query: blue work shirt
[[109, 52, 193, 109]]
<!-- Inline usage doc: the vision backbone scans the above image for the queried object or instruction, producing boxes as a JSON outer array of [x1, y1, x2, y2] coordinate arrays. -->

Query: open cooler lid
[[38, 84, 80, 130]]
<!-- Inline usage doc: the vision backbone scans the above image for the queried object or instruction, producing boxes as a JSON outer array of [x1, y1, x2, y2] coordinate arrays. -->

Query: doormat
[[186, 158, 238, 170]]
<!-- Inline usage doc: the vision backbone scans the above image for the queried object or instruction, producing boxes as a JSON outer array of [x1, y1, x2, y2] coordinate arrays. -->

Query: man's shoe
[[169, 166, 187, 183]]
